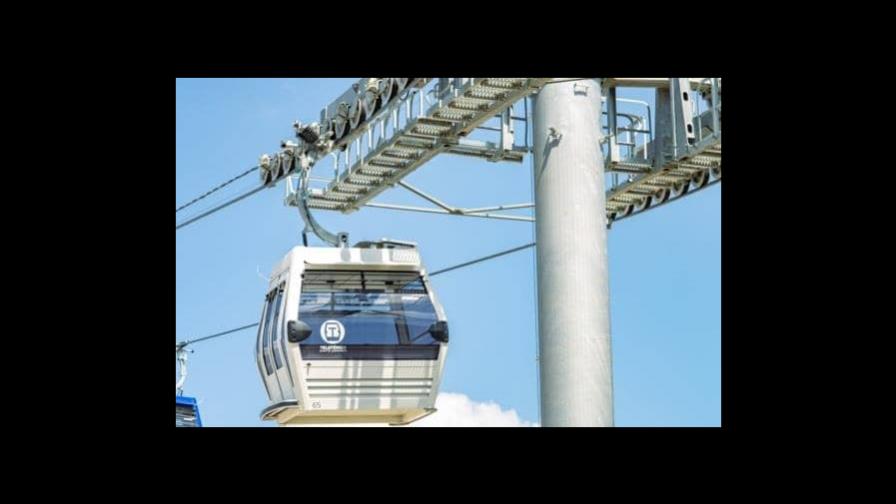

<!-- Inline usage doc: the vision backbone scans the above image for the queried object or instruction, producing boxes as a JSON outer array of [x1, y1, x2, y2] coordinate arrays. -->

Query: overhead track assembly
[[603, 78, 721, 225], [286, 78, 549, 215]]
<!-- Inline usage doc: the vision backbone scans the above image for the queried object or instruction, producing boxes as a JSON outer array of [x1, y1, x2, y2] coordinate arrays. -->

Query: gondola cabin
[[176, 396, 203, 427], [257, 244, 448, 426]]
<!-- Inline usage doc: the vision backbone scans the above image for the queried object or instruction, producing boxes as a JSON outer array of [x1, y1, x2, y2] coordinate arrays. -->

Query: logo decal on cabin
[[321, 320, 345, 345]]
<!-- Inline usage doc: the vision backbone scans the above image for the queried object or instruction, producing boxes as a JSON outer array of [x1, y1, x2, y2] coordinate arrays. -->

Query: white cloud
[[283, 392, 537, 427], [409, 392, 537, 427]]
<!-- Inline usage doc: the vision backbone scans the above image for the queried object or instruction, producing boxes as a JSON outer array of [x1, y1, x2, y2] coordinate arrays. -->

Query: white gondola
[[257, 242, 448, 426]]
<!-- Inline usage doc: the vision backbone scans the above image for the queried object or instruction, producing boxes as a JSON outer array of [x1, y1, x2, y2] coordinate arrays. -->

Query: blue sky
[[175, 78, 720, 427]]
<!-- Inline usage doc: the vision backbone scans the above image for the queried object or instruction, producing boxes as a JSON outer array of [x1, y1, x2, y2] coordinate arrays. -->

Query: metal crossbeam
[[299, 78, 550, 213], [364, 203, 534, 222], [361, 180, 534, 222]]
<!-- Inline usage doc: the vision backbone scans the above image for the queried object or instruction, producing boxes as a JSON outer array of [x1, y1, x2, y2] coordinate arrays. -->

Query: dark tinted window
[[256, 297, 269, 362], [271, 287, 284, 369], [299, 270, 439, 347], [261, 290, 277, 375]]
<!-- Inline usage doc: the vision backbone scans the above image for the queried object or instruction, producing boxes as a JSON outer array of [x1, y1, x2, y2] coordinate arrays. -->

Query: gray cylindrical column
[[532, 79, 613, 427]]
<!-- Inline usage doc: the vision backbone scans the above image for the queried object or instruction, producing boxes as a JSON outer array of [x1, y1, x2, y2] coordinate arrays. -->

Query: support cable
[[176, 185, 266, 231], [176, 166, 259, 213]]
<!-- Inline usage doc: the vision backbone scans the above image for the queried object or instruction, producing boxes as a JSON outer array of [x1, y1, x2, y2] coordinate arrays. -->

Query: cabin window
[[256, 294, 271, 373], [175, 402, 200, 427], [271, 285, 285, 369], [261, 289, 278, 375], [298, 270, 441, 359]]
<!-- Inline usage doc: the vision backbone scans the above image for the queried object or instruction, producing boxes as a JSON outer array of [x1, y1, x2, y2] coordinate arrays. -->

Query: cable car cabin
[[257, 245, 448, 426], [176, 396, 203, 427]]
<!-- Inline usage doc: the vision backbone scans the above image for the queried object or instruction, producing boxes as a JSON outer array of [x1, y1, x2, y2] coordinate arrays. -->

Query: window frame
[[297, 269, 441, 359], [261, 289, 278, 376], [271, 283, 285, 370], [256, 293, 272, 376]]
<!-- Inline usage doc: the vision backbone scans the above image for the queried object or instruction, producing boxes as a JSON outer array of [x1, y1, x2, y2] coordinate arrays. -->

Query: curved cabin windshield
[[299, 270, 441, 360]]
